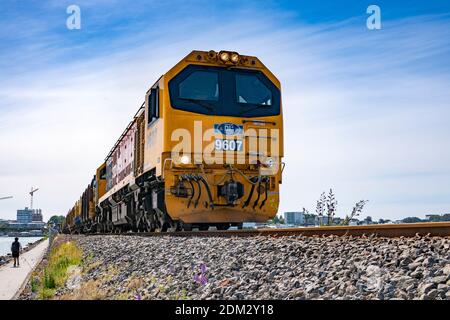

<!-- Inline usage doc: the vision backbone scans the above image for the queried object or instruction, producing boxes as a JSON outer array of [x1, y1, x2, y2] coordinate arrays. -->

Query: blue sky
[[1, 1, 450, 221]]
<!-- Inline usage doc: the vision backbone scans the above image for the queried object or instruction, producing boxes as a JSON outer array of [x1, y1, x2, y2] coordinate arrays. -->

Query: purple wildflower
[[194, 263, 209, 285]]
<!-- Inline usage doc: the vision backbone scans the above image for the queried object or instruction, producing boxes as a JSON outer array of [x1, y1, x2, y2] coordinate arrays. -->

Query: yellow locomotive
[[63, 50, 284, 233]]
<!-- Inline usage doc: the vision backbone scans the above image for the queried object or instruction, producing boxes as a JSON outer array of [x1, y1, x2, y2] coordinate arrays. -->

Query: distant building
[[17, 207, 33, 223], [17, 208, 43, 223], [32, 209, 43, 222], [284, 212, 305, 225], [316, 215, 330, 225]]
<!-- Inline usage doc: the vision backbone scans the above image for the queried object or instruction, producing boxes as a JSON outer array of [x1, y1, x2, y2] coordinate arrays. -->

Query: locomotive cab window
[[100, 167, 107, 180], [236, 74, 272, 106], [169, 65, 280, 117], [148, 87, 159, 124], [179, 71, 219, 101]]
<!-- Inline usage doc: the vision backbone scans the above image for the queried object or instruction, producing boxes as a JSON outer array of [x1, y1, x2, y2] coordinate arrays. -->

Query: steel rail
[[85, 222, 450, 238]]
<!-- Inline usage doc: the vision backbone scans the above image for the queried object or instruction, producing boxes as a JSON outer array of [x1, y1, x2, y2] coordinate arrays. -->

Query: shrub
[[37, 241, 82, 299]]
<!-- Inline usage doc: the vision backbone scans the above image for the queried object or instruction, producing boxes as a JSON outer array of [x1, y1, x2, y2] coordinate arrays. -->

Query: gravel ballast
[[56, 234, 450, 300]]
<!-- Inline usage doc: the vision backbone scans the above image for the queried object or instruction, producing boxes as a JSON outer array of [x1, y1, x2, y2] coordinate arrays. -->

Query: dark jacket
[[11, 241, 22, 254]]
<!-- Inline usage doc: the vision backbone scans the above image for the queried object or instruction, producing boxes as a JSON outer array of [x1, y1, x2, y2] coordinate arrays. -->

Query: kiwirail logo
[[170, 121, 280, 172]]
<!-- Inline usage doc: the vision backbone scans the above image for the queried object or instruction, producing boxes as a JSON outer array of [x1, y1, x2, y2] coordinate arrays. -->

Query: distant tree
[[378, 218, 391, 224], [427, 214, 450, 222], [402, 217, 422, 224], [302, 211, 316, 226], [302, 207, 311, 226], [270, 215, 282, 224], [48, 215, 65, 227], [0, 220, 7, 229], [279, 216, 285, 224], [326, 189, 338, 225], [342, 200, 369, 225], [316, 192, 326, 224], [426, 215, 440, 222]]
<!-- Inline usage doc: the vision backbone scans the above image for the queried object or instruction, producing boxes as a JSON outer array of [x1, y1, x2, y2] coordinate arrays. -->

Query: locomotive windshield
[[179, 71, 219, 101], [168, 65, 280, 117], [236, 74, 272, 106]]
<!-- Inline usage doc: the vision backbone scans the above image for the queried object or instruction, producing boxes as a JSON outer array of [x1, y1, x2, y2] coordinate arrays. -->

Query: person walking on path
[[11, 238, 22, 267]]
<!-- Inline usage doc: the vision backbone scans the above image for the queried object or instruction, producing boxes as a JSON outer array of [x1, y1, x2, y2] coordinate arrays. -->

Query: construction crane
[[0, 196, 13, 201], [29, 187, 39, 209]]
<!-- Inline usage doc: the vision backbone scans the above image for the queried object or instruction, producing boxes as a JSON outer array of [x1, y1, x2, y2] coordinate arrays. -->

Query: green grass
[[36, 241, 82, 299], [30, 277, 40, 293]]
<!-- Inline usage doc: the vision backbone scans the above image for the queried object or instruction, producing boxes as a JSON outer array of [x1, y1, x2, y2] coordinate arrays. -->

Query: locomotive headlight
[[219, 52, 230, 62], [265, 157, 275, 168], [230, 53, 239, 64], [180, 155, 190, 165]]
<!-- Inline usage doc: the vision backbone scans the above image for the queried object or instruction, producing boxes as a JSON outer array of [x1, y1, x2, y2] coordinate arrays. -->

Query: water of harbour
[[0, 237, 43, 257]]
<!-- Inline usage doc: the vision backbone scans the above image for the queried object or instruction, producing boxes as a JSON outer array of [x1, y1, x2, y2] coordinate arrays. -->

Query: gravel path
[[58, 235, 450, 300]]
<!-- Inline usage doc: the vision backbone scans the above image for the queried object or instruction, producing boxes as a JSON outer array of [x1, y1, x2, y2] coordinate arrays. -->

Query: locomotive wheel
[[167, 222, 177, 232], [155, 222, 169, 233], [139, 220, 148, 232], [143, 211, 155, 232], [153, 218, 165, 232], [198, 224, 209, 231], [171, 221, 182, 232]]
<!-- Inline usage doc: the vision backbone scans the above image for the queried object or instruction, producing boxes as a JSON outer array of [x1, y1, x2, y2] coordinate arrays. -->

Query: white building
[[284, 212, 305, 225]]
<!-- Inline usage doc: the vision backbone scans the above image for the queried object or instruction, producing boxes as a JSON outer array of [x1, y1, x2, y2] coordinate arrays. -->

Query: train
[[63, 50, 284, 233]]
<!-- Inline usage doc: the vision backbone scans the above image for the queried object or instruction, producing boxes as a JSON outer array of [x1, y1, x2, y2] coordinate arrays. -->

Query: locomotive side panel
[[105, 121, 137, 196]]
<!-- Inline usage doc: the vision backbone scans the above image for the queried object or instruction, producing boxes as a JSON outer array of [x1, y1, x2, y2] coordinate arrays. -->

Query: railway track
[[87, 222, 450, 238]]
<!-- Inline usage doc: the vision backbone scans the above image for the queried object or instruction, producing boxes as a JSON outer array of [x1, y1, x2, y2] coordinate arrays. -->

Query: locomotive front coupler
[[218, 179, 244, 205]]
